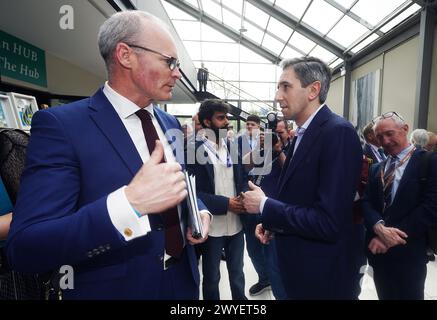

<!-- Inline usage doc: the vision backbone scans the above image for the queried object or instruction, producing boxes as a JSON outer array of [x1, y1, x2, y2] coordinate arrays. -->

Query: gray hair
[[372, 112, 406, 131], [98, 11, 162, 76], [280, 57, 332, 103], [410, 128, 430, 148]]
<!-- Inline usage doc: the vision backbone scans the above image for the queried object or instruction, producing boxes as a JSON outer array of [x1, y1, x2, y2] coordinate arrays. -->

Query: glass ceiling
[[161, 0, 421, 114]]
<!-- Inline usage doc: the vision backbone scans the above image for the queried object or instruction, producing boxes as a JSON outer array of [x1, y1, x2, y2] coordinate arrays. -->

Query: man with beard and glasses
[[187, 99, 248, 300]]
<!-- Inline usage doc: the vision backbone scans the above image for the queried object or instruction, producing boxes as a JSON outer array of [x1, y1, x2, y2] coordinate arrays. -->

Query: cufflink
[[124, 228, 133, 237]]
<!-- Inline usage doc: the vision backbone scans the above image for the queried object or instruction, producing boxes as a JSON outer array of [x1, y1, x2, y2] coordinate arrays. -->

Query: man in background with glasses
[[362, 112, 437, 299], [6, 11, 210, 299]]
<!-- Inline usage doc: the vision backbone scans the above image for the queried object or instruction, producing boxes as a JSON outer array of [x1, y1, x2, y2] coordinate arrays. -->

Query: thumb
[[149, 140, 164, 164], [248, 181, 259, 190]]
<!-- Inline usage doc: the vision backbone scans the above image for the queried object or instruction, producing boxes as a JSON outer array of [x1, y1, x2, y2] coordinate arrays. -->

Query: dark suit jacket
[[363, 143, 382, 164], [362, 149, 437, 265], [237, 134, 256, 158], [186, 139, 247, 216], [6, 88, 205, 299], [261, 105, 363, 299]]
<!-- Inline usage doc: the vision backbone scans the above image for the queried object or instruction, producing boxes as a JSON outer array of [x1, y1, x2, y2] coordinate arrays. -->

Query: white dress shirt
[[203, 138, 242, 237], [103, 82, 181, 242]]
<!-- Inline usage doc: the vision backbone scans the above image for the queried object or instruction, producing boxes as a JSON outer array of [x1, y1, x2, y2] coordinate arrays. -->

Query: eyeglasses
[[372, 111, 404, 124], [125, 43, 180, 71]]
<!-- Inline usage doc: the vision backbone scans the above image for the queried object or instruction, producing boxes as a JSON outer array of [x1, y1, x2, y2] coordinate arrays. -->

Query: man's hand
[[368, 236, 389, 255], [242, 181, 265, 214], [229, 196, 246, 214], [255, 223, 274, 244], [186, 212, 211, 245], [373, 223, 408, 248], [125, 140, 187, 215]]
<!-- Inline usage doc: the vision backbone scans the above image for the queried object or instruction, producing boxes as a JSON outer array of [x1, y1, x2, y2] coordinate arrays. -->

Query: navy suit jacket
[[362, 149, 437, 265], [261, 105, 363, 299], [6, 88, 205, 299], [186, 139, 247, 216], [363, 143, 383, 164]]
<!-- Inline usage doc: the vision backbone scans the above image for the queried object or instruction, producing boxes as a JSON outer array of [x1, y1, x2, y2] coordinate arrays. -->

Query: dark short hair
[[281, 56, 331, 103], [362, 122, 374, 139], [246, 114, 261, 124], [198, 99, 230, 128], [277, 119, 289, 130]]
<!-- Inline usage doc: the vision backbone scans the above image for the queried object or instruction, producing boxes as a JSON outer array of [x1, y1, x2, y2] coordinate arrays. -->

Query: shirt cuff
[[107, 186, 151, 241], [200, 210, 213, 224], [373, 220, 385, 228], [259, 196, 268, 214]]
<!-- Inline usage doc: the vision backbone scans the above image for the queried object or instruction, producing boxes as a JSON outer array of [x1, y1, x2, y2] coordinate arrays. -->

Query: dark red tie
[[136, 109, 183, 258]]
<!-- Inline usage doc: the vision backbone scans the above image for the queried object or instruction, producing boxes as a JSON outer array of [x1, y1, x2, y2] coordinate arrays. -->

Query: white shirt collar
[[103, 81, 154, 119], [394, 144, 415, 160], [299, 103, 325, 131]]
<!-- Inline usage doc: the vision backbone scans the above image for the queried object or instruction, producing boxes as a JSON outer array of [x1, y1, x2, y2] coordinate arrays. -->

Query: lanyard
[[380, 146, 415, 189], [201, 137, 233, 168]]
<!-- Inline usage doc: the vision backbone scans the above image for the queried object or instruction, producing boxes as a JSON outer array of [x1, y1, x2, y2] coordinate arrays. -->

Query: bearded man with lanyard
[[362, 111, 437, 300], [186, 99, 248, 300]]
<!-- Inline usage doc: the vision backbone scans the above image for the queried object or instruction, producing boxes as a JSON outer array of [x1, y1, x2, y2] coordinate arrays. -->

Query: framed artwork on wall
[[7, 92, 39, 131], [0, 93, 19, 128], [350, 69, 381, 133]]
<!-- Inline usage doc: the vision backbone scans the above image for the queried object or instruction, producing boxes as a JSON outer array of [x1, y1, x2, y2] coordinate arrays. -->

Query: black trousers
[[372, 260, 427, 300]]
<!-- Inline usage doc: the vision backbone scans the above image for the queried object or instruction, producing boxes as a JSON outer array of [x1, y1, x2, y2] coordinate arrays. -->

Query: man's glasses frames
[[125, 43, 180, 71]]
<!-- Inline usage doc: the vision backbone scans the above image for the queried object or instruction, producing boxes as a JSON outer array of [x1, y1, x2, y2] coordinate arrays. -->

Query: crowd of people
[[1, 10, 437, 300]]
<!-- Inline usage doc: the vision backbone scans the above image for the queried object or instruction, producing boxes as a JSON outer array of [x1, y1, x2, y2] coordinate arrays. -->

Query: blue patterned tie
[[383, 155, 398, 210]]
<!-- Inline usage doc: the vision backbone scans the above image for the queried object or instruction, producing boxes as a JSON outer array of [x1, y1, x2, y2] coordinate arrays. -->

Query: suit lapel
[[196, 140, 215, 190], [89, 88, 142, 176], [153, 106, 185, 169], [278, 106, 330, 194]]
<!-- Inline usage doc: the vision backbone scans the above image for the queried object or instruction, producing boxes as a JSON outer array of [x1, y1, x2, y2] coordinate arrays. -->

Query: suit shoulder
[[33, 98, 91, 124]]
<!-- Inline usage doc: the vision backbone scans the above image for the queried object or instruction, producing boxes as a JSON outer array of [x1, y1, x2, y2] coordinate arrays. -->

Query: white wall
[[380, 37, 419, 129], [344, 37, 420, 129], [428, 25, 437, 132], [46, 52, 104, 96], [327, 76, 344, 116]]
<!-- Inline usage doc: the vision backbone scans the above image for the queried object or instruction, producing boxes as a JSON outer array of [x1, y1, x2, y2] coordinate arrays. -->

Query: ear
[[203, 118, 211, 128], [115, 42, 134, 69], [308, 81, 321, 101]]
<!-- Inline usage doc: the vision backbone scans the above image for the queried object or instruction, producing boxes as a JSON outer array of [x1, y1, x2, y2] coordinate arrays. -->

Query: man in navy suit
[[362, 122, 386, 164], [187, 99, 248, 300], [242, 57, 362, 299], [362, 112, 437, 300], [6, 11, 210, 299]]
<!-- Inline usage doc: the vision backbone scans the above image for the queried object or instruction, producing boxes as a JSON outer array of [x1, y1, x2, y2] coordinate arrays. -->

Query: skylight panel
[[289, 31, 317, 54], [380, 3, 421, 33], [221, 0, 243, 15], [309, 45, 337, 63], [222, 8, 242, 32], [350, 0, 406, 27], [350, 33, 379, 53], [327, 15, 368, 48], [243, 21, 265, 44], [262, 34, 286, 56], [244, 2, 270, 29], [266, 17, 293, 42], [275, 0, 312, 20], [302, 0, 343, 35], [201, 0, 223, 22]]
